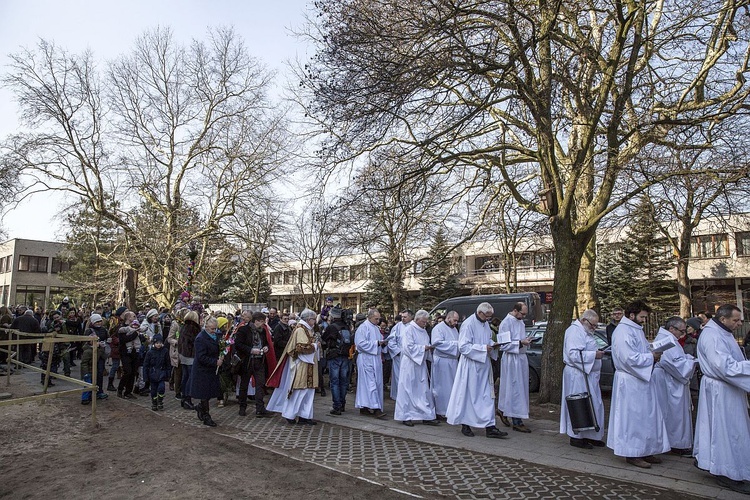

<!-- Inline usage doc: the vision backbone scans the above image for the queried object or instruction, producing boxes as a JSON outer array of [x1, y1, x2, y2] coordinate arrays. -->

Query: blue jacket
[[142, 346, 170, 382]]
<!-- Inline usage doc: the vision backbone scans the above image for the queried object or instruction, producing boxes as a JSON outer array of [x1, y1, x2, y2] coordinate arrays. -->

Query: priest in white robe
[[266, 308, 319, 425], [446, 302, 507, 439], [431, 311, 460, 419], [394, 310, 440, 427], [560, 309, 605, 449], [606, 300, 669, 469], [387, 310, 412, 400], [497, 302, 532, 432], [694, 304, 750, 494], [354, 308, 388, 419], [652, 317, 697, 455]]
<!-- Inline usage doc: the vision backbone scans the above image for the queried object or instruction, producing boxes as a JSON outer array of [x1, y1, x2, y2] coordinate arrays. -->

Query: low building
[[266, 215, 750, 320], [0, 238, 73, 309]]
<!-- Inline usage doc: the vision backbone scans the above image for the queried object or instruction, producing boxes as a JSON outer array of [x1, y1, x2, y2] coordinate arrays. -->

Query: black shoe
[[330, 408, 342, 416], [124, 393, 137, 400], [41, 379, 55, 387], [151, 403, 158, 412], [107, 383, 116, 391], [319, 388, 326, 397], [117, 391, 124, 399], [717, 476, 750, 494], [586, 439, 606, 448], [461, 425, 475, 437], [182, 400, 195, 411], [570, 437, 593, 449], [239, 407, 247, 416], [81, 400, 91, 405], [196, 406, 205, 421], [255, 410, 272, 418], [670, 447, 693, 457], [298, 418, 317, 425], [422, 419, 440, 426], [512, 424, 531, 433], [203, 414, 217, 427], [175, 393, 182, 399], [157, 401, 164, 411], [486, 426, 509, 439], [359, 408, 373, 416], [286, 418, 297, 425], [402, 420, 414, 427]]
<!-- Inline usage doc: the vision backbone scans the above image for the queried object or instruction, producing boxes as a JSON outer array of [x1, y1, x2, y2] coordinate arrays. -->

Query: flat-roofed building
[[0, 238, 73, 309]]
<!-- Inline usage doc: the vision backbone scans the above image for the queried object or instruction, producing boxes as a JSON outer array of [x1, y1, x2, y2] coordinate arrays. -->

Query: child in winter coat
[[142, 333, 170, 411]]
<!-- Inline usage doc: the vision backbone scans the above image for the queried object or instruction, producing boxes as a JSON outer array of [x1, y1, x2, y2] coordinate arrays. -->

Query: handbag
[[229, 353, 242, 374], [565, 349, 600, 433]]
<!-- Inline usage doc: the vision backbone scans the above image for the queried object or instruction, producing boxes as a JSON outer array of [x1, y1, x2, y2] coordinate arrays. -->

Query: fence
[[0, 329, 100, 427]]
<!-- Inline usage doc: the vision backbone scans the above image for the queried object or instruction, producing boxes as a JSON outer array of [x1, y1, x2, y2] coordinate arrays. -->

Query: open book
[[649, 336, 676, 353]]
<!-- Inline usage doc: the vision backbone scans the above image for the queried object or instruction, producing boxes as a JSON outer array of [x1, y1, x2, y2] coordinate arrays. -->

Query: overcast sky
[[0, 0, 313, 241]]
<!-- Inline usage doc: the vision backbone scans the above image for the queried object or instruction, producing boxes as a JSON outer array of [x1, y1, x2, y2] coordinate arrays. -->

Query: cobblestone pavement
[[123, 392, 699, 500]]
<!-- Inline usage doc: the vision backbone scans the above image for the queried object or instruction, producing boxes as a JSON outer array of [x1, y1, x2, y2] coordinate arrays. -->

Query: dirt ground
[[0, 373, 408, 500]]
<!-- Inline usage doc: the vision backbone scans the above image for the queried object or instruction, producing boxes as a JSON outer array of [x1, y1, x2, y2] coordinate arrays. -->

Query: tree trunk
[[539, 220, 589, 404], [576, 234, 598, 316], [676, 258, 692, 317]]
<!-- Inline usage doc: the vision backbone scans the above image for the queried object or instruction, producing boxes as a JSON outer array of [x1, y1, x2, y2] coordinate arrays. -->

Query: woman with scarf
[[190, 316, 223, 426]]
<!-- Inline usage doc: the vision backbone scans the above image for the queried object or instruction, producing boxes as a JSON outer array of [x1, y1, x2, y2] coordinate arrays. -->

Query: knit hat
[[184, 310, 199, 324], [686, 318, 702, 332], [217, 317, 229, 330], [152, 333, 164, 343], [146, 308, 159, 320], [90, 314, 103, 324], [115, 306, 127, 318]]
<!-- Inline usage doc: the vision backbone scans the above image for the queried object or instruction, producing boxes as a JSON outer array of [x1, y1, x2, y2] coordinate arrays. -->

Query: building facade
[[266, 215, 750, 320], [0, 238, 73, 309]]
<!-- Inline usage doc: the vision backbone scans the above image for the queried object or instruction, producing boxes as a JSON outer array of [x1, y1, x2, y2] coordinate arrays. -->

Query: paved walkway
[[11, 366, 743, 499]]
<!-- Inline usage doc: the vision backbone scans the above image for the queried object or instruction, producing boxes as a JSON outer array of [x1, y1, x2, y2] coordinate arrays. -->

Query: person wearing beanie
[[177, 310, 201, 410], [83, 314, 110, 398], [142, 333, 170, 411], [137, 308, 163, 395], [117, 312, 140, 399]]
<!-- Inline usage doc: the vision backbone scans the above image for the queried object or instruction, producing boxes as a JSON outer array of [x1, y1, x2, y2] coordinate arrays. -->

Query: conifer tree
[[418, 229, 467, 309]]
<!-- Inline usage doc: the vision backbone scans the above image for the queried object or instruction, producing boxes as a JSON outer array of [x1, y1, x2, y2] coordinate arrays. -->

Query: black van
[[429, 293, 542, 327]]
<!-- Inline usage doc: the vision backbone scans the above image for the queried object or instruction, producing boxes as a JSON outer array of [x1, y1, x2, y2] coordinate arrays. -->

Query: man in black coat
[[272, 312, 292, 360], [234, 311, 271, 418], [10, 309, 41, 364]]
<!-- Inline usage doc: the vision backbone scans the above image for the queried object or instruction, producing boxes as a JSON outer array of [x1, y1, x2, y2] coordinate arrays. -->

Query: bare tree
[[640, 126, 750, 317], [2, 28, 291, 307], [298, 0, 750, 402], [279, 203, 348, 311], [337, 153, 446, 316]]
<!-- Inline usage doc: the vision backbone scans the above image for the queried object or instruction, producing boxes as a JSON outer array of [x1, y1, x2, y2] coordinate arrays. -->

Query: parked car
[[521, 323, 614, 392], [430, 292, 543, 327]]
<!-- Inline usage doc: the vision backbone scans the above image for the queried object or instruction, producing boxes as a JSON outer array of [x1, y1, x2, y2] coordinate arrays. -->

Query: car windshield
[[524, 325, 610, 348]]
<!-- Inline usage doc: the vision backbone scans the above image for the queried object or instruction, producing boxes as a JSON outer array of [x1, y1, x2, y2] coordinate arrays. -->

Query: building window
[[14, 285, 47, 307], [737, 232, 750, 257], [269, 272, 283, 285], [350, 264, 368, 280], [690, 234, 729, 258], [283, 270, 297, 285], [475, 255, 502, 274], [300, 269, 313, 283], [517, 253, 533, 269], [51, 258, 71, 274], [0, 257, 5, 274], [533, 251, 555, 269], [18, 255, 49, 273], [332, 266, 349, 282]]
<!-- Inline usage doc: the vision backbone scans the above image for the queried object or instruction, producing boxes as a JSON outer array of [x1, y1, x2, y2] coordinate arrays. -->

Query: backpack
[[325, 323, 352, 359]]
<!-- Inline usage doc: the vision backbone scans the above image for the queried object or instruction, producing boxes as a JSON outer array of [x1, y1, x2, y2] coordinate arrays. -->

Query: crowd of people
[[1, 295, 749, 494]]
